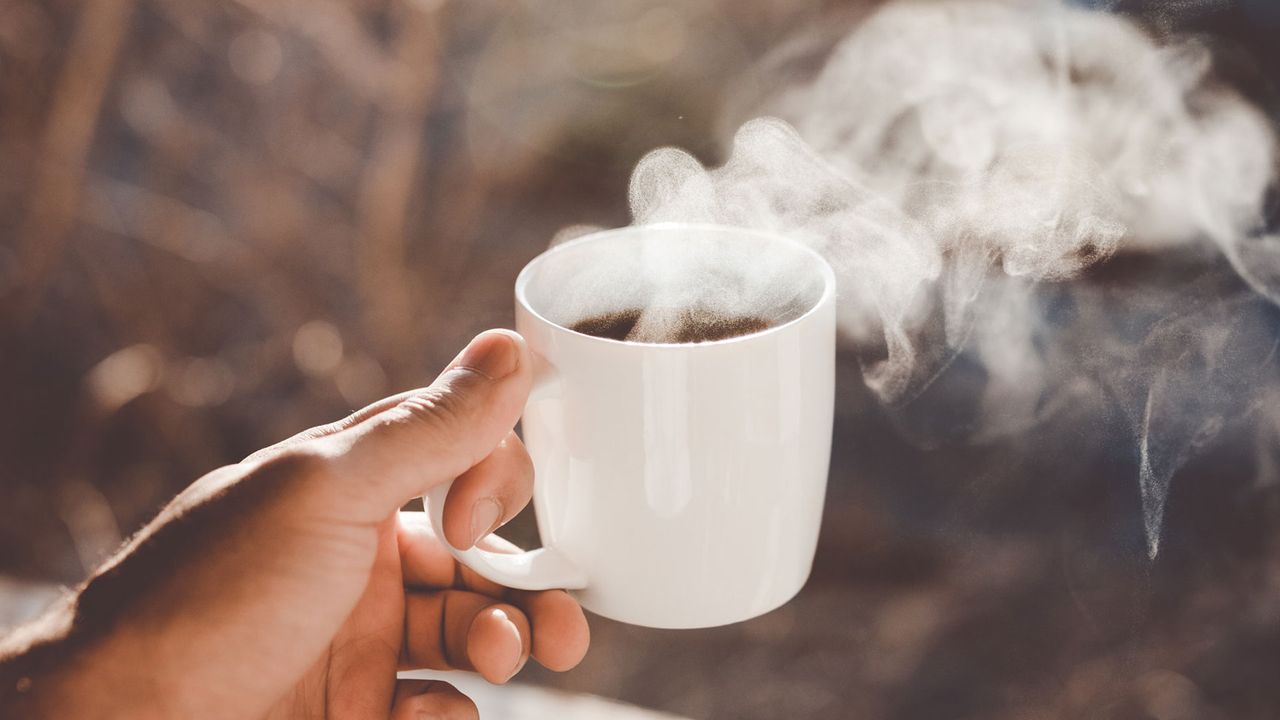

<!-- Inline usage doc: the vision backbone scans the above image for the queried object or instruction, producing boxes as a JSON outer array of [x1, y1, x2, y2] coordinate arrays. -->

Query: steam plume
[[623, 0, 1278, 557]]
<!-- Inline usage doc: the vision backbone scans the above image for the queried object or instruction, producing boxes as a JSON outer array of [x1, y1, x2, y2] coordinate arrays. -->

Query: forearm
[[0, 458, 349, 719], [0, 589, 169, 719], [0, 461, 327, 719], [0, 594, 84, 716]]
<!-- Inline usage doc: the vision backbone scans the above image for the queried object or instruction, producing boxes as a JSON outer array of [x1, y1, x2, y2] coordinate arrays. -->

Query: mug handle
[[422, 355, 588, 592]]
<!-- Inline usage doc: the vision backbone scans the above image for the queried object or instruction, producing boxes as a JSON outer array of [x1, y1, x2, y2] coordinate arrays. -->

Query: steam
[[622, 0, 1278, 557], [532, 225, 822, 343]]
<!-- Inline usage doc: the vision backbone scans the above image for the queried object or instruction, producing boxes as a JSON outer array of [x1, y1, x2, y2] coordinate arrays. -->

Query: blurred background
[[3, 0, 1280, 718]]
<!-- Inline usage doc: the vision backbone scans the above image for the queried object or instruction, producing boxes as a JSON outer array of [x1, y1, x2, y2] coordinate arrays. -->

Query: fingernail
[[496, 610, 529, 682], [456, 331, 519, 380], [469, 497, 503, 548], [506, 648, 529, 683]]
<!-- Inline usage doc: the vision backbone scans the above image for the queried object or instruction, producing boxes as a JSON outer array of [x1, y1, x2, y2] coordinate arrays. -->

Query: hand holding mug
[[0, 222, 835, 720], [0, 331, 588, 720]]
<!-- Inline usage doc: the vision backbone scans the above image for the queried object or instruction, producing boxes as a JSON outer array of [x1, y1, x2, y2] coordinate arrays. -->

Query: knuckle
[[392, 373, 483, 432], [255, 445, 336, 488], [396, 388, 460, 425]]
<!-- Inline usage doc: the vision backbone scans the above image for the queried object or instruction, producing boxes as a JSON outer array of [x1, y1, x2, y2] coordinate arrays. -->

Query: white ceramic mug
[[425, 223, 836, 628]]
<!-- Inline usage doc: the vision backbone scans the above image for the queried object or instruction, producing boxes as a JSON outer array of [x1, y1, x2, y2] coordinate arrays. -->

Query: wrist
[[0, 592, 157, 718]]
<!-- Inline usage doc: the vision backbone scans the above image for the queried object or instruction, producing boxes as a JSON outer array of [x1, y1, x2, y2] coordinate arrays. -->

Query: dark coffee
[[570, 308, 773, 343], [570, 308, 644, 341]]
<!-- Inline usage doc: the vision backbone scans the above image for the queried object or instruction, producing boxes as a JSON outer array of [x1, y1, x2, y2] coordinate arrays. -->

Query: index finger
[[242, 329, 526, 466], [397, 510, 514, 596], [241, 388, 422, 465]]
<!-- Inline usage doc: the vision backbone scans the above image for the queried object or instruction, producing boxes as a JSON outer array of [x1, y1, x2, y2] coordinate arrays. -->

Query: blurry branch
[[81, 174, 248, 266], [55, 476, 123, 576], [146, 0, 222, 54], [418, 156, 496, 316], [356, 0, 441, 384], [70, 226, 165, 342], [141, 0, 441, 382], [77, 169, 359, 372], [76, 169, 260, 348], [227, 0, 400, 102], [145, 2, 365, 193], [8, 0, 137, 326]]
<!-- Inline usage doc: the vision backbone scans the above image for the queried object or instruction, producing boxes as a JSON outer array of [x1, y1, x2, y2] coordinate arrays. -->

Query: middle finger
[[402, 589, 532, 684]]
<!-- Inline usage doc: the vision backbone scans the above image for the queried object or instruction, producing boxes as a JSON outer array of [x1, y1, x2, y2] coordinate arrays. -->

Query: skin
[[0, 330, 590, 719]]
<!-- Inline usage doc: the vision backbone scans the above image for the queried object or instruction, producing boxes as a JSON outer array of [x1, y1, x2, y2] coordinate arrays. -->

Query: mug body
[[515, 224, 836, 628]]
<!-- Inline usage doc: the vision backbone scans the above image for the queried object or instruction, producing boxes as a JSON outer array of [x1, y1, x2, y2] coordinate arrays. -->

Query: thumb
[[314, 330, 532, 521]]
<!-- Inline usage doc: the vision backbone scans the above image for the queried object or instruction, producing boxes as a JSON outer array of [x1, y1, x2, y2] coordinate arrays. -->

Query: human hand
[[0, 330, 589, 719]]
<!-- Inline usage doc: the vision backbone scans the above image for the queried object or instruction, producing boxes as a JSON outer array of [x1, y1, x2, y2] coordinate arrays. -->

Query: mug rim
[[515, 222, 837, 349]]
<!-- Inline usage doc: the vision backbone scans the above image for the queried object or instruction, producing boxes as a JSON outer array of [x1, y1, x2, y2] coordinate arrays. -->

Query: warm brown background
[[3, 1, 1280, 718]]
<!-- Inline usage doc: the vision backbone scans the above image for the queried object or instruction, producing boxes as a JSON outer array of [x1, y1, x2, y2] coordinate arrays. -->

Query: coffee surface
[[569, 308, 773, 343]]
